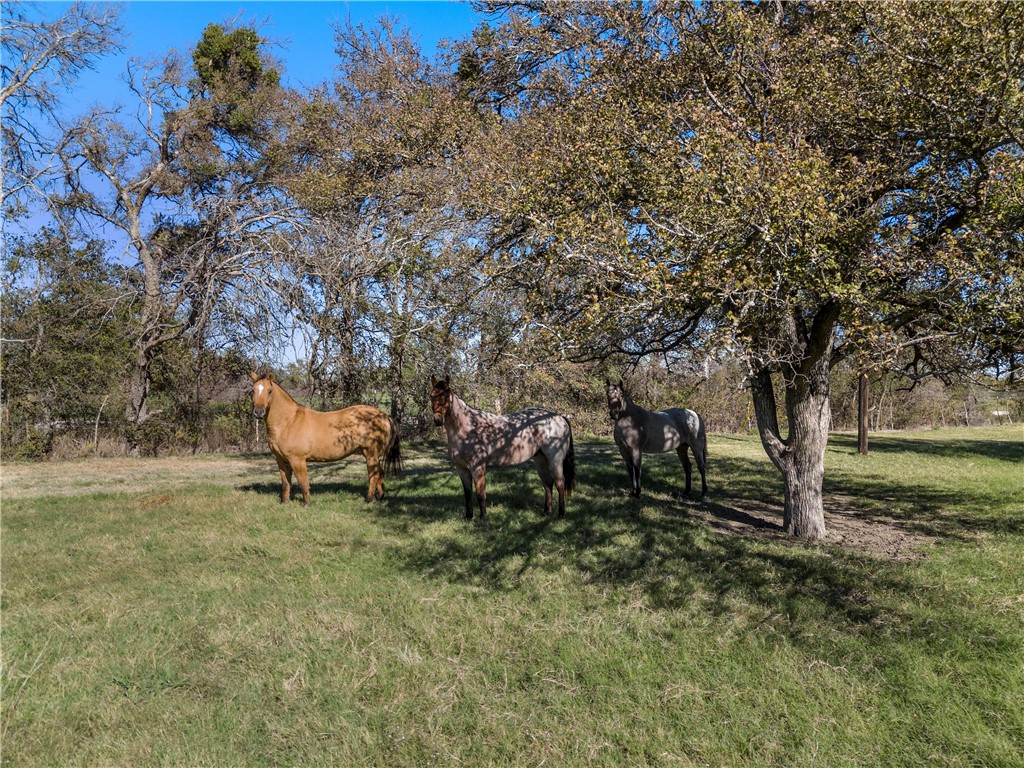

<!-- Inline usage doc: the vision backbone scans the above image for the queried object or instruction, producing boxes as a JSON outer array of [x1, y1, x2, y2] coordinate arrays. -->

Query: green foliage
[[190, 21, 280, 140], [465, 1, 1024, 375], [193, 24, 270, 92], [191, 23, 279, 137], [1, 232, 133, 455]]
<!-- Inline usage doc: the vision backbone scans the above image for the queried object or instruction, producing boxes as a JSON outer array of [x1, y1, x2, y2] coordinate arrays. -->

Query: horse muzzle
[[253, 407, 267, 419], [433, 414, 444, 426]]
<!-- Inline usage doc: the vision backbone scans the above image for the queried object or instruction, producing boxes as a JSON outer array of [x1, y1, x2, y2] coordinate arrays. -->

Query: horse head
[[250, 371, 275, 418], [605, 379, 627, 420], [430, 375, 452, 426]]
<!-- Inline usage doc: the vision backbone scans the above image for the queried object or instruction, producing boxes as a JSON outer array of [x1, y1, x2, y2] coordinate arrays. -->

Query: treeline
[[3, 2, 1022, 538], [2, 236, 1014, 460], [3, 313, 1017, 461]]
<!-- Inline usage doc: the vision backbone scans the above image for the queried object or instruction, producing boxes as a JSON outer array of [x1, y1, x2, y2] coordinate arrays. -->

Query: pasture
[[2, 426, 1022, 767]]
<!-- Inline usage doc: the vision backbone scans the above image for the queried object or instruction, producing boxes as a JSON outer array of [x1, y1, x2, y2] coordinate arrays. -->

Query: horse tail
[[700, 414, 708, 469], [563, 420, 577, 496], [384, 416, 403, 476]]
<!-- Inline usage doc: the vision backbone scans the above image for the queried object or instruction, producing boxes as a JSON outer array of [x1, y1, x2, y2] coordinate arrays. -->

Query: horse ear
[[267, 373, 274, 382], [249, 371, 259, 382], [617, 379, 623, 389], [431, 375, 438, 386], [444, 375, 450, 386]]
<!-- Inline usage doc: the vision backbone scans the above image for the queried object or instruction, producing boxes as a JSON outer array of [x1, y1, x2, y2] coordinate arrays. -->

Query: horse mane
[[620, 386, 636, 410], [261, 376, 301, 410]]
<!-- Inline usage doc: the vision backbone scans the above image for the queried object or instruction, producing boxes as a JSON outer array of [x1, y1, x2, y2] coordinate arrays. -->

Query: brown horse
[[250, 372, 401, 504], [430, 375, 576, 520]]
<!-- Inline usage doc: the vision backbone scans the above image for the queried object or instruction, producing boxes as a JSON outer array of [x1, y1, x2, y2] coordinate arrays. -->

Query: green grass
[[2, 426, 1023, 766]]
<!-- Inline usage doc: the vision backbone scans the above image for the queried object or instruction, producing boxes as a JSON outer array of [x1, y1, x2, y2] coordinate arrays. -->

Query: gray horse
[[431, 375, 577, 520], [605, 379, 707, 499]]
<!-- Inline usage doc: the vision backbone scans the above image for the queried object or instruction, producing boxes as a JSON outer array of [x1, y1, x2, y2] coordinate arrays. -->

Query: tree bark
[[389, 327, 407, 425], [857, 371, 869, 455], [749, 304, 838, 540], [125, 339, 157, 453]]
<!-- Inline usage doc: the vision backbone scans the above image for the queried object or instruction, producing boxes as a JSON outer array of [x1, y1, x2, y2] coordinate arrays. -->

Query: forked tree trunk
[[124, 241, 165, 454], [125, 342, 156, 454], [749, 305, 838, 540]]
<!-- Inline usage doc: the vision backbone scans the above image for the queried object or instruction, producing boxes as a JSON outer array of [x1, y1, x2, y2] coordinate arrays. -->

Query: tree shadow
[[829, 433, 1024, 463], [369, 437, 1022, 650]]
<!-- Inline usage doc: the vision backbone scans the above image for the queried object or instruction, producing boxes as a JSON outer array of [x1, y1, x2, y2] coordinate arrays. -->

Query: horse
[[249, 372, 401, 504], [605, 379, 707, 499], [430, 375, 576, 520]]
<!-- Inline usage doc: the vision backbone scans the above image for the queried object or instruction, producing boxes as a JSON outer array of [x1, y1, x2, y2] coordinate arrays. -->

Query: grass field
[[2, 426, 1022, 767]]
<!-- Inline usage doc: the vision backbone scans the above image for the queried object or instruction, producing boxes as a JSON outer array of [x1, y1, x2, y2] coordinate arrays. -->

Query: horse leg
[[365, 453, 384, 503], [553, 464, 567, 517], [455, 466, 474, 520], [275, 456, 293, 504], [621, 446, 642, 497], [545, 450, 568, 517], [292, 458, 311, 506], [534, 454, 554, 516], [473, 466, 488, 520], [694, 436, 708, 499], [618, 444, 639, 497], [677, 446, 693, 497]]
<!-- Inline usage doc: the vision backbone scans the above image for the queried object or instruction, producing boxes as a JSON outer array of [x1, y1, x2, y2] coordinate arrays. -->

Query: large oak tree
[[279, 17, 485, 411], [57, 23, 294, 446], [461, 0, 1024, 538]]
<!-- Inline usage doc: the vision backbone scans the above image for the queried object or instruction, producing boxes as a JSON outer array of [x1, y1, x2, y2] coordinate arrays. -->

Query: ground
[[0, 438, 946, 559]]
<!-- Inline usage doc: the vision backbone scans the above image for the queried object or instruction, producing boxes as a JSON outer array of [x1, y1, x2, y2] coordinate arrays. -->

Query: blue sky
[[57, 1, 484, 112]]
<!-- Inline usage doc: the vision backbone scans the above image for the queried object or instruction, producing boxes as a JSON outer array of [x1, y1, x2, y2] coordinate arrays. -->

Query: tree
[[460, 1, 1024, 538], [1, 232, 132, 456], [1, 0, 123, 214], [278, 17, 484, 413], [56, 24, 294, 448]]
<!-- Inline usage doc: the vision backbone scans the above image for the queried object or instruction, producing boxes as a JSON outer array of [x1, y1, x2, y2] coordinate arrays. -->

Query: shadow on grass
[[368, 437, 1023, 647], [829, 432, 1024, 463], [238, 454, 446, 507]]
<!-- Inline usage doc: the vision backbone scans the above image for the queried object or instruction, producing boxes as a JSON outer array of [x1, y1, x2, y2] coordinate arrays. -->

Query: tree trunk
[[125, 346, 153, 453], [389, 329, 406, 424], [749, 305, 838, 540], [781, 372, 831, 539], [125, 323, 162, 453], [124, 240, 164, 453], [857, 371, 869, 455], [93, 393, 109, 453]]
